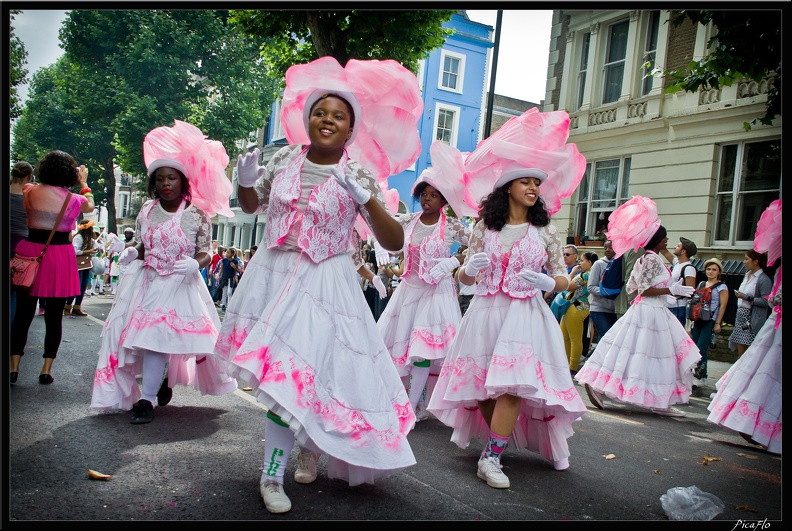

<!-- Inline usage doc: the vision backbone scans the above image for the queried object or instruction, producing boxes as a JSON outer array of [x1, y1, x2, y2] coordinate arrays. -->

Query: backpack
[[686, 281, 723, 322], [598, 255, 624, 300]]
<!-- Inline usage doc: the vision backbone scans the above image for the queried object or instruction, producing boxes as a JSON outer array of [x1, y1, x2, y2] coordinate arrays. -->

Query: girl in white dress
[[91, 120, 237, 423], [577, 196, 699, 417], [428, 109, 589, 489], [377, 141, 474, 419], [213, 56, 423, 513]]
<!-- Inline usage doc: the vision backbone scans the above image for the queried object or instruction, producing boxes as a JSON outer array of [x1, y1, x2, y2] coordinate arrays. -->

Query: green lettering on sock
[[265, 448, 285, 476]]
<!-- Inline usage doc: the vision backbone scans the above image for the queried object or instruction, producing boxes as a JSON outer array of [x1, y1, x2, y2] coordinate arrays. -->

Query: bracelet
[[83, 192, 94, 199], [80, 187, 92, 195]]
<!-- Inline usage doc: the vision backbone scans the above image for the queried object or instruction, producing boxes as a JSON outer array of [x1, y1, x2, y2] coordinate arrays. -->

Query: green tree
[[229, 10, 456, 82], [663, 10, 781, 130], [9, 10, 29, 124]]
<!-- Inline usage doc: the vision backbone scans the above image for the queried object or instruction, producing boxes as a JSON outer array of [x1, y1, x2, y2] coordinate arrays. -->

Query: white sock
[[408, 364, 431, 410], [261, 417, 295, 484], [140, 350, 168, 404]]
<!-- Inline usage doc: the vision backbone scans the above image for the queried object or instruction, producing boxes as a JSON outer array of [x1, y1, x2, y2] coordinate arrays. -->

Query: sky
[[11, 9, 554, 105]]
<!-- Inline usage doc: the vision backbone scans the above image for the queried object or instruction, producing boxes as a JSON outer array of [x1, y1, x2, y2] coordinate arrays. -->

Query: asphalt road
[[4, 291, 783, 523]]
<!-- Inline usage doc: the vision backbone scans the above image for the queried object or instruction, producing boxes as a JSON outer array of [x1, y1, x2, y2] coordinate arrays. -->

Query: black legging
[[10, 292, 67, 359]]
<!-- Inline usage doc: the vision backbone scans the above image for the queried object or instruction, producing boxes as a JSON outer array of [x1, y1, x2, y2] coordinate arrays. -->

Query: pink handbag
[[10, 192, 71, 291]]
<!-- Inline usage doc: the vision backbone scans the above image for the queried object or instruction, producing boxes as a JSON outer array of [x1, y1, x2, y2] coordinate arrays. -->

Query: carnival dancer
[[707, 199, 781, 454], [213, 56, 423, 513], [90, 120, 237, 423], [376, 141, 474, 419], [576, 196, 699, 417], [428, 108, 589, 489]]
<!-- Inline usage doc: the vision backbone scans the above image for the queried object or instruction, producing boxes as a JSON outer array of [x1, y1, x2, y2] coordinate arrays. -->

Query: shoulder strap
[[39, 192, 72, 259]]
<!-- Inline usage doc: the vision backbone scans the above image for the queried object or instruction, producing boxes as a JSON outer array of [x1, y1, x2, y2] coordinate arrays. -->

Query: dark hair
[[311, 93, 356, 129], [251, 245, 258, 251], [582, 251, 599, 264], [77, 225, 95, 250], [746, 249, 771, 276], [412, 181, 447, 205], [11, 161, 34, 181], [36, 150, 80, 188], [477, 181, 550, 231], [147, 166, 192, 202], [643, 225, 667, 251]]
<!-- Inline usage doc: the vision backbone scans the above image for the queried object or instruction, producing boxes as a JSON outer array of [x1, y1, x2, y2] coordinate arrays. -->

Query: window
[[119, 193, 129, 218], [641, 11, 660, 96], [438, 50, 465, 93], [601, 19, 629, 104], [575, 157, 631, 236], [416, 59, 426, 93], [434, 103, 460, 146], [576, 32, 591, 109], [271, 98, 286, 141], [714, 139, 781, 245]]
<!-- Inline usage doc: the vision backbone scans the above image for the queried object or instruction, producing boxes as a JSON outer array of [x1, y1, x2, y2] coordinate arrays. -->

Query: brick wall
[[663, 16, 698, 90]]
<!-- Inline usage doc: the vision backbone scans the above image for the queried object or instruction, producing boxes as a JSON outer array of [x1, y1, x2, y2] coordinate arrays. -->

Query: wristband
[[83, 192, 94, 199], [80, 187, 92, 195]]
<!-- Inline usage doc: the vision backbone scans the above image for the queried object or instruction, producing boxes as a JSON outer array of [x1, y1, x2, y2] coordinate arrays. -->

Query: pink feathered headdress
[[605, 195, 661, 258], [411, 141, 478, 219], [354, 181, 400, 241], [754, 199, 781, 266], [464, 108, 586, 216], [143, 120, 234, 218], [280, 56, 423, 182]]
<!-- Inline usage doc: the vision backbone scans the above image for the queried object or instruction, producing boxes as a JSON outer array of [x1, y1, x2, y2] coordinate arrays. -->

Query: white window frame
[[438, 49, 465, 94], [574, 157, 631, 237], [601, 18, 629, 105], [433, 102, 460, 147], [640, 11, 660, 97], [576, 31, 591, 109], [713, 139, 781, 247], [271, 98, 286, 141], [416, 59, 426, 93]]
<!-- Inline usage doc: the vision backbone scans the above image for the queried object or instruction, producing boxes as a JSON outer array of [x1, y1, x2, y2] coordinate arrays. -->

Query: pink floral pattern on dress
[[141, 199, 193, 276], [477, 224, 547, 298]]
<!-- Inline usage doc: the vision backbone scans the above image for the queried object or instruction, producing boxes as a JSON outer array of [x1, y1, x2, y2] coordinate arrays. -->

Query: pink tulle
[[413, 141, 478, 218], [280, 56, 423, 182], [464, 108, 586, 215], [754, 199, 781, 266], [143, 120, 234, 218], [605, 195, 661, 258]]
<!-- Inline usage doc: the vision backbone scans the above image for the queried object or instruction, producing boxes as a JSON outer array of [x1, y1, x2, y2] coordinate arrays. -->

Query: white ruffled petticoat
[[377, 274, 461, 378], [707, 309, 781, 454], [91, 260, 237, 411], [576, 294, 700, 409], [214, 248, 416, 486], [428, 291, 588, 466]]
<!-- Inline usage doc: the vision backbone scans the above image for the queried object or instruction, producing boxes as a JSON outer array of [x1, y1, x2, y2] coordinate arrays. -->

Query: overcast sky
[[12, 9, 554, 105]]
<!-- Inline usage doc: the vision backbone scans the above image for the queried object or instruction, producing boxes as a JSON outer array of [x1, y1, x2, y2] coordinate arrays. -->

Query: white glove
[[118, 247, 138, 266], [173, 257, 199, 276], [108, 236, 126, 253], [668, 278, 695, 298], [429, 256, 460, 282], [372, 276, 387, 299], [331, 167, 371, 205], [236, 148, 264, 188], [464, 252, 489, 277], [517, 268, 557, 292], [373, 241, 390, 267]]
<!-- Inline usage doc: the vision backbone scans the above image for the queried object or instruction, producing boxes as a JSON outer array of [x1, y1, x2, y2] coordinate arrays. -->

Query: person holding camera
[[729, 249, 774, 357]]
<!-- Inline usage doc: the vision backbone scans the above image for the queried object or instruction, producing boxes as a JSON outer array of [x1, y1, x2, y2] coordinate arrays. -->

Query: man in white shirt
[[661, 236, 698, 327]]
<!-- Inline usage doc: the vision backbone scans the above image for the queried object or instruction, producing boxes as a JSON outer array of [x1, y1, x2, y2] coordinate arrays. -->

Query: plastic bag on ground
[[660, 486, 726, 520]]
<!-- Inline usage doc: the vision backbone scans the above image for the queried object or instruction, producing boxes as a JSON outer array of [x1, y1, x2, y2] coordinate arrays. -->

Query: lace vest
[[476, 224, 547, 299], [401, 213, 449, 285], [265, 147, 356, 263]]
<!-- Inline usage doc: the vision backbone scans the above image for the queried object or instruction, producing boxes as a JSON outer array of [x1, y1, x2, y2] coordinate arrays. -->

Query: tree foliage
[[229, 10, 456, 83], [663, 10, 781, 130], [9, 10, 29, 123], [12, 9, 278, 234]]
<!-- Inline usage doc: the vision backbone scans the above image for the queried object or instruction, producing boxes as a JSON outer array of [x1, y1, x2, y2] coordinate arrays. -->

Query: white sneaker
[[260, 480, 291, 513], [414, 403, 431, 422], [477, 456, 510, 489], [652, 406, 687, 417], [294, 450, 318, 484], [553, 457, 570, 471]]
